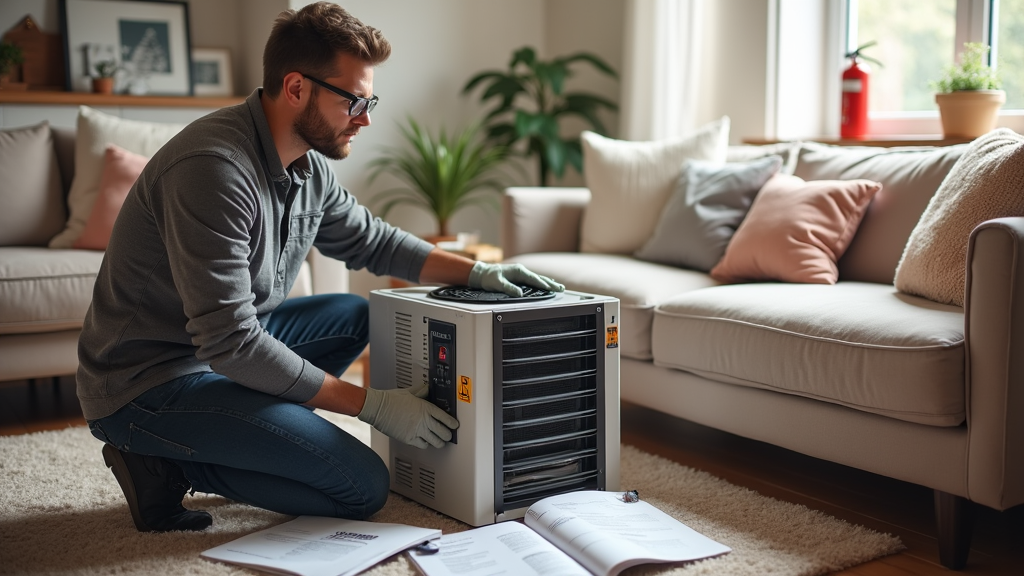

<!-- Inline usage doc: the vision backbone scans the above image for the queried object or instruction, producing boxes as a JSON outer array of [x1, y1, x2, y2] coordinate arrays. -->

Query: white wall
[[2, 0, 786, 296]]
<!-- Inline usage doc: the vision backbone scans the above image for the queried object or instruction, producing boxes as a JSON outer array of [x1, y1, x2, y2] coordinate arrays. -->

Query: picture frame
[[191, 47, 233, 97], [59, 0, 193, 95]]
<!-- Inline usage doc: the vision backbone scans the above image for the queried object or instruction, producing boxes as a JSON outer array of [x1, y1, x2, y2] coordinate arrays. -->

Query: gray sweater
[[77, 90, 433, 420]]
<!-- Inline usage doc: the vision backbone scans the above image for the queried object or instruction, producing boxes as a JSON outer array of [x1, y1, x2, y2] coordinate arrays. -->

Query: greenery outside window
[[846, 0, 1022, 131]]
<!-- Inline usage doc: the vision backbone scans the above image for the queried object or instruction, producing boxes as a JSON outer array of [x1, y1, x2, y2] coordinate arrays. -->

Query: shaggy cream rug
[[0, 413, 902, 576]]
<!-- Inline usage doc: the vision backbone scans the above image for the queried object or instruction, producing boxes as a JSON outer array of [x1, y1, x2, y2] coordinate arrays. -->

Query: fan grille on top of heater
[[428, 285, 557, 304]]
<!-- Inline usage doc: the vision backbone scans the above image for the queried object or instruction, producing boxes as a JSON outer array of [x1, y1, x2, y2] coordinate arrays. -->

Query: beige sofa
[[0, 124, 350, 384], [502, 141, 1023, 570]]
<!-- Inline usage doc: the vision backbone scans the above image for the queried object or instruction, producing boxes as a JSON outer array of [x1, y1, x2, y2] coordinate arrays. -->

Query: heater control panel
[[428, 319, 457, 444]]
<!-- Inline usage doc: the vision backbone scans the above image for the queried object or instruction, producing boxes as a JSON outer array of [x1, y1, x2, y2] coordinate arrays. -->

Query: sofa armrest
[[502, 187, 591, 259], [307, 246, 350, 294], [965, 217, 1024, 509]]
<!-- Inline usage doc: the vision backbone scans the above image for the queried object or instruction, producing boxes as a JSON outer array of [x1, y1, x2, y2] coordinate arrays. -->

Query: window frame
[[840, 0, 1022, 135]]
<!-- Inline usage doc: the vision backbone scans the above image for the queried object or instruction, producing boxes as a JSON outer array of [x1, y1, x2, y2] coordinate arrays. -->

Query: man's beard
[[294, 91, 352, 160]]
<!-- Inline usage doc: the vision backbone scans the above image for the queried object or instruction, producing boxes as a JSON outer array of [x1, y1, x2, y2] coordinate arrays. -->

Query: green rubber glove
[[357, 384, 459, 449], [468, 262, 565, 297]]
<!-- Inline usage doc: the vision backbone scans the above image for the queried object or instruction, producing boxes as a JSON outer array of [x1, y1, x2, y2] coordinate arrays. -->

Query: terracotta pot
[[935, 90, 1005, 138], [92, 77, 115, 94]]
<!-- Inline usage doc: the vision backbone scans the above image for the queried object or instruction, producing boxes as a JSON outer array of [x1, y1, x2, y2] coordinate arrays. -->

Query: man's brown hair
[[263, 2, 391, 98]]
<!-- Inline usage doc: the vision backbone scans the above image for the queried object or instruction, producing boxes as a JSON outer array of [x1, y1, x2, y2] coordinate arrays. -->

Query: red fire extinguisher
[[841, 42, 881, 139]]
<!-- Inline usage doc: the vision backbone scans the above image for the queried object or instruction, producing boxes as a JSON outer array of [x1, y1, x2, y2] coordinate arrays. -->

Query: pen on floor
[[412, 540, 440, 555]]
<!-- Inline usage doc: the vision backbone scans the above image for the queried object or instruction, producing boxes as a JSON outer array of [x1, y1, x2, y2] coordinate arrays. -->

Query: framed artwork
[[191, 47, 234, 97], [59, 0, 193, 95]]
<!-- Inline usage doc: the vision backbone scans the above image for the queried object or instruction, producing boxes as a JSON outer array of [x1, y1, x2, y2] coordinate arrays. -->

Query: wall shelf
[[0, 91, 244, 108]]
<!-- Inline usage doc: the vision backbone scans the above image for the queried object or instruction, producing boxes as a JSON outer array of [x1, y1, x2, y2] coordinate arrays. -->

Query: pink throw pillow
[[73, 144, 148, 250], [710, 174, 882, 284]]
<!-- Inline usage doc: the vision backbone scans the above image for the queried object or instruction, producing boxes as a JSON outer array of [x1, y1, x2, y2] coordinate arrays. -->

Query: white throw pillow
[[579, 117, 730, 254], [0, 122, 65, 246], [48, 106, 187, 248]]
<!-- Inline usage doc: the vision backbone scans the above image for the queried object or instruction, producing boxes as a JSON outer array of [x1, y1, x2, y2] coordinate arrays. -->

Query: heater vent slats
[[419, 467, 436, 500], [394, 312, 413, 388], [498, 311, 601, 511], [394, 457, 414, 490]]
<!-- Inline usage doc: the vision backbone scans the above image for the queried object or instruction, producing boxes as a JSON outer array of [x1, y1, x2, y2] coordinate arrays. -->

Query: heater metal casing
[[369, 287, 620, 526]]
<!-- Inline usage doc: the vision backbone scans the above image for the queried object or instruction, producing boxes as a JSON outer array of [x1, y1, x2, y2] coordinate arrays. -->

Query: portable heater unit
[[368, 286, 620, 526]]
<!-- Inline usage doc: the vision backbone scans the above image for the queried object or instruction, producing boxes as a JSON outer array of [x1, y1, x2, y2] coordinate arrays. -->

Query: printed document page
[[409, 521, 590, 576], [525, 491, 731, 576], [201, 515, 440, 576]]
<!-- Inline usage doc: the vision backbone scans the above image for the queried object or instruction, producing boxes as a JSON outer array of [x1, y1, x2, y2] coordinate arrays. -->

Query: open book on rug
[[410, 490, 731, 576], [200, 515, 440, 576]]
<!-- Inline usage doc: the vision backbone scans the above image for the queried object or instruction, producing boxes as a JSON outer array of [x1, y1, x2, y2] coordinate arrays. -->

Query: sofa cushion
[[710, 175, 881, 284], [0, 122, 66, 246], [0, 247, 105, 334], [793, 142, 966, 284], [652, 282, 965, 426], [896, 128, 1024, 307], [579, 117, 730, 255], [726, 142, 800, 175], [74, 145, 149, 250], [49, 106, 186, 248], [506, 253, 717, 360], [634, 155, 782, 271]]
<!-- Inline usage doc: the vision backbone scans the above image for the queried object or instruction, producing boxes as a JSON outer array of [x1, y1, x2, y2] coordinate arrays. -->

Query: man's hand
[[357, 384, 459, 449], [468, 262, 565, 297]]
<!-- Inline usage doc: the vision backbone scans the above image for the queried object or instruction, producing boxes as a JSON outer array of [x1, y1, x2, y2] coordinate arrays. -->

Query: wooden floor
[[3, 376, 1022, 575]]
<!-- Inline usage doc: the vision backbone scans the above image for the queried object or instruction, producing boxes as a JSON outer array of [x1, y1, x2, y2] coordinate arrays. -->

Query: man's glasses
[[302, 75, 379, 116]]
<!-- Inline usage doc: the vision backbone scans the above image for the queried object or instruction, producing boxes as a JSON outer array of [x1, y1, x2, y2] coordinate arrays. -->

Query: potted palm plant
[[932, 42, 1004, 138], [463, 46, 617, 186], [367, 119, 513, 240]]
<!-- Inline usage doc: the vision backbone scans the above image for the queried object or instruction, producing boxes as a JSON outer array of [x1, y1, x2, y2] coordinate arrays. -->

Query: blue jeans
[[87, 294, 389, 520]]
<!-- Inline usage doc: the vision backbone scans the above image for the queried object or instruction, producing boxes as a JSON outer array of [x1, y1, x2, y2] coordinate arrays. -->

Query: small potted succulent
[[931, 42, 1004, 138], [91, 59, 120, 94]]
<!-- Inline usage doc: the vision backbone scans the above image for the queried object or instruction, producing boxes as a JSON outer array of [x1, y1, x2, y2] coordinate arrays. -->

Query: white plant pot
[[935, 90, 1006, 138]]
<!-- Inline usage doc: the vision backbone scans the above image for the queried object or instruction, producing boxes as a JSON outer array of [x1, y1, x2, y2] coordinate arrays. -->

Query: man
[[77, 2, 562, 533]]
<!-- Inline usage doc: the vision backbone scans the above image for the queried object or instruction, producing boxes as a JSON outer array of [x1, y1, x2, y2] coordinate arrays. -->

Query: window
[[848, 0, 1022, 123]]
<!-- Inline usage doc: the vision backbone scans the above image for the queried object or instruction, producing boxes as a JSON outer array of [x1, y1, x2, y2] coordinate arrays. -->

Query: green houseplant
[[931, 42, 1005, 138], [91, 59, 120, 94], [463, 46, 617, 186], [368, 119, 512, 239], [0, 41, 25, 85]]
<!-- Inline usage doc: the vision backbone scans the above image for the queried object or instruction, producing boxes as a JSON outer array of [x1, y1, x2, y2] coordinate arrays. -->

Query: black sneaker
[[102, 443, 213, 532]]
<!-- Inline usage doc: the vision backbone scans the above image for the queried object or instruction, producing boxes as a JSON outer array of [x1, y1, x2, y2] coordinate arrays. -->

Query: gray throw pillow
[[634, 155, 782, 271]]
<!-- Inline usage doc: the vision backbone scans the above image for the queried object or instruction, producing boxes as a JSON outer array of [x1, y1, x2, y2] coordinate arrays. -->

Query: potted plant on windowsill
[[931, 42, 1004, 138], [367, 118, 514, 242]]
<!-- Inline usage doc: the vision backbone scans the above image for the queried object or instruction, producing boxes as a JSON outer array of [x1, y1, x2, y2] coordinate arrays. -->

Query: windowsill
[[743, 135, 974, 147]]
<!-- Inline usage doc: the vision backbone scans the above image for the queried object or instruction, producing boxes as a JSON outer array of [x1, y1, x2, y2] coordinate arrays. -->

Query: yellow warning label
[[458, 375, 472, 403], [606, 326, 619, 348]]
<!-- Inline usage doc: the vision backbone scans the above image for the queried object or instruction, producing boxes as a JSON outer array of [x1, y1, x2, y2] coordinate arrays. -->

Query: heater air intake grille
[[498, 313, 601, 510]]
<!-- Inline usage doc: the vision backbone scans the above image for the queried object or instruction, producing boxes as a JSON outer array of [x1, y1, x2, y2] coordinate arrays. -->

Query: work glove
[[468, 262, 565, 297], [357, 384, 459, 449]]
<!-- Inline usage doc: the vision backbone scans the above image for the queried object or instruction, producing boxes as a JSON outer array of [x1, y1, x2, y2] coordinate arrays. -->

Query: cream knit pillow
[[579, 117, 730, 254], [895, 128, 1024, 306], [48, 106, 186, 248]]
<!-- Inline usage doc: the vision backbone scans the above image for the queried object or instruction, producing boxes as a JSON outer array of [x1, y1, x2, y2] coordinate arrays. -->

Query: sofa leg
[[934, 490, 975, 570]]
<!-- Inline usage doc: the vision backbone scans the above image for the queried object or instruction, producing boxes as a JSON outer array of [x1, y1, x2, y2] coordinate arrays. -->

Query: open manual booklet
[[409, 491, 731, 576], [200, 516, 440, 576]]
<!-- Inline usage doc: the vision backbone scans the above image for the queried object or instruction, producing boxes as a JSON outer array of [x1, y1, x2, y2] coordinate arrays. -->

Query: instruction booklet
[[409, 490, 731, 576], [201, 515, 440, 576]]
